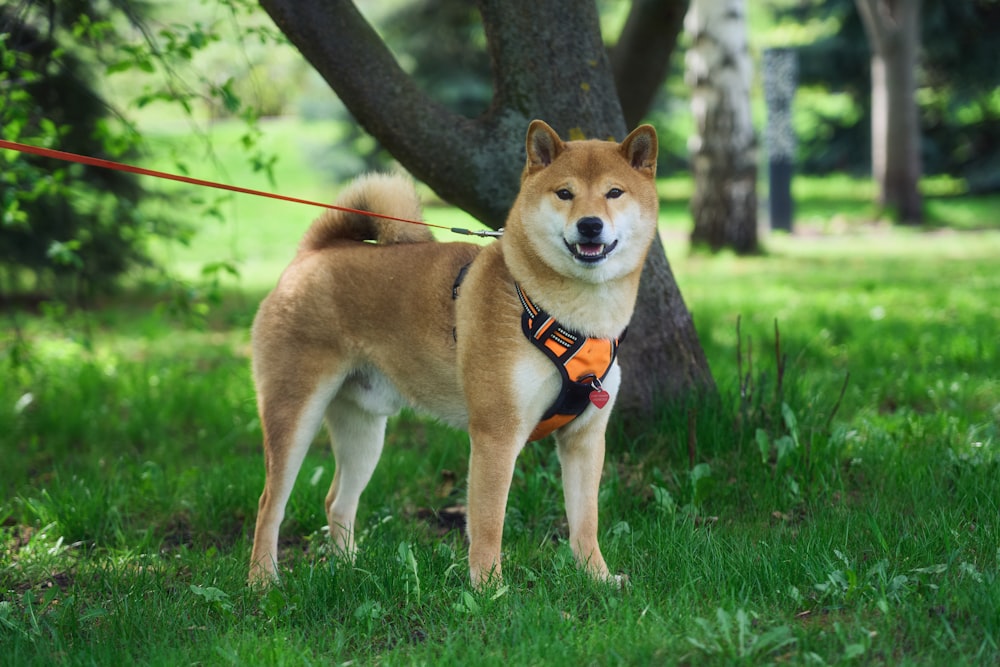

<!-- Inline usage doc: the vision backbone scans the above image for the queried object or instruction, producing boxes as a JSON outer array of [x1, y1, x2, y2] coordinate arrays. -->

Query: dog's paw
[[607, 573, 630, 589], [247, 565, 280, 590], [319, 525, 359, 563]]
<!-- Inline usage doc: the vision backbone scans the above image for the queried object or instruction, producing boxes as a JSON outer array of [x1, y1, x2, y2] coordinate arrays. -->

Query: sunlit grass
[[4, 227, 999, 664]]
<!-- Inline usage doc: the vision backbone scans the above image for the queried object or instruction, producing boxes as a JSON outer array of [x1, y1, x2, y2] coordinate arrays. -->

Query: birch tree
[[685, 0, 758, 254]]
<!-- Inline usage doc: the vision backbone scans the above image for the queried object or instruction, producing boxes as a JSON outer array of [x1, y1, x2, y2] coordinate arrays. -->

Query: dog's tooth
[[577, 243, 605, 257]]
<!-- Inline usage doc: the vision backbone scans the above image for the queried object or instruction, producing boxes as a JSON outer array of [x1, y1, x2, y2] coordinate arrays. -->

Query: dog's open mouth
[[567, 239, 619, 263]]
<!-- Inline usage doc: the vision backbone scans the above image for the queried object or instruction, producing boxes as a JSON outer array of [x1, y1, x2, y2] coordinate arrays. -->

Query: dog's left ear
[[526, 120, 564, 173], [620, 125, 658, 177]]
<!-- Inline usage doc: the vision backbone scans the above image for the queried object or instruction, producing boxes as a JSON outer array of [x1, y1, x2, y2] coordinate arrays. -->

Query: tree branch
[[611, 0, 690, 129], [259, 0, 518, 226], [855, 0, 899, 53]]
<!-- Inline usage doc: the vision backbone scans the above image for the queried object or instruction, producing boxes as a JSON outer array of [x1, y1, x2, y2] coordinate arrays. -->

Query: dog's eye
[[555, 189, 574, 201], [606, 188, 624, 199]]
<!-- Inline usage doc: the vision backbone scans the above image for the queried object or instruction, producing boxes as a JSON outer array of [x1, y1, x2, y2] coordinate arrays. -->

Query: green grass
[[2, 120, 1000, 664]]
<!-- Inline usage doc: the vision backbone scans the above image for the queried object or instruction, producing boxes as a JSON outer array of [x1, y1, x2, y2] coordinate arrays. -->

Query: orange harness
[[515, 284, 620, 441], [451, 266, 620, 442]]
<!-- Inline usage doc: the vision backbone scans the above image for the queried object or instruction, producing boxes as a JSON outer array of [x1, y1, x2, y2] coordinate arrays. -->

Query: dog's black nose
[[576, 217, 603, 239]]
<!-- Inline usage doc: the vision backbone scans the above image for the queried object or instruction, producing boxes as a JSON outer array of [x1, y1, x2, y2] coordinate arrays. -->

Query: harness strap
[[452, 263, 471, 300], [451, 266, 620, 442], [451, 262, 471, 342], [515, 283, 619, 441]]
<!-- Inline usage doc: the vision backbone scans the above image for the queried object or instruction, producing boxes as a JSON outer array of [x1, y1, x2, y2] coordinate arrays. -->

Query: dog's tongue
[[577, 243, 605, 257]]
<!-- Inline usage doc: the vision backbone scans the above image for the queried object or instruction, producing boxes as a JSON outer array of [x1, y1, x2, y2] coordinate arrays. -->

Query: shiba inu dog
[[248, 120, 659, 587]]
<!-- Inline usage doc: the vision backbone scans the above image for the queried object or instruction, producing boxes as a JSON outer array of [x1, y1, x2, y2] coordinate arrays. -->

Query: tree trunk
[[618, 236, 712, 417], [685, 0, 758, 254], [258, 0, 715, 417], [856, 0, 922, 224]]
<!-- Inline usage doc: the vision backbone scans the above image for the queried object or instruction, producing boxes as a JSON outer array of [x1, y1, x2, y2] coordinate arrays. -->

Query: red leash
[[0, 139, 502, 238]]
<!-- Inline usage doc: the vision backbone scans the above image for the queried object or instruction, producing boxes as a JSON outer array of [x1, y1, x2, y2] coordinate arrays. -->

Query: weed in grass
[[811, 549, 912, 610], [684, 607, 797, 662], [189, 583, 236, 618]]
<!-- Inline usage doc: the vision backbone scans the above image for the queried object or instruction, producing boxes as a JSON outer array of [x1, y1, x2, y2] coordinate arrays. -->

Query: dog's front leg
[[466, 433, 523, 588], [556, 423, 613, 582]]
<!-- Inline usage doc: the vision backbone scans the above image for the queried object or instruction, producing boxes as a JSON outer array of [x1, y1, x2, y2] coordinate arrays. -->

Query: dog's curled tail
[[299, 172, 432, 252]]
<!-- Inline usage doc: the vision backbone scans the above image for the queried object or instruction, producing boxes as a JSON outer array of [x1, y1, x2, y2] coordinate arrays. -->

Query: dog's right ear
[[620, 124, 658, 177], [525, 120, 564, 173]]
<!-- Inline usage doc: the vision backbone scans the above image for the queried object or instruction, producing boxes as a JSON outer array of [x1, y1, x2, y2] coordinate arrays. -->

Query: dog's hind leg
[[249, 375, 341, 585], [323, 399, 388, 560]]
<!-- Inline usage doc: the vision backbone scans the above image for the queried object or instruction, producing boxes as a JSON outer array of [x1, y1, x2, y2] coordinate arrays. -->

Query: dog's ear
[[525, 120, 564, 173], [620, 125, 658, 177]]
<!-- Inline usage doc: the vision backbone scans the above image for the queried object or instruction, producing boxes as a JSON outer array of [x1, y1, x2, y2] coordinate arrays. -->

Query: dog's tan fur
[[249, 121, 658, 587]]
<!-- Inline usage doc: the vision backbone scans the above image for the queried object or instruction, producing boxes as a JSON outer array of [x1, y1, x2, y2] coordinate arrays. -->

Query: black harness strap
[[451, 263, 471, 342], [452, 262, 471, 300], [515, 283, 619, 423], [451, 266, 621, 438]]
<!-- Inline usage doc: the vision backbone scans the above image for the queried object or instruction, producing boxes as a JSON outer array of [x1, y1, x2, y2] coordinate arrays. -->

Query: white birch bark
[[685, 0, 758, 253]]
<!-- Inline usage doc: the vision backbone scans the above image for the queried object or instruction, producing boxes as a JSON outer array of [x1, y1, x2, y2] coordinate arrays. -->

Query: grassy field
[[2, 121, 999, 665]]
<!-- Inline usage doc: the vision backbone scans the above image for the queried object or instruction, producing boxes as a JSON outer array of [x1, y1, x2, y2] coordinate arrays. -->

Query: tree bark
[[856, 0, 922, 223], [618, 234, 712, 417], [258, 0, 714, 416], [685, 0, 758, 254]]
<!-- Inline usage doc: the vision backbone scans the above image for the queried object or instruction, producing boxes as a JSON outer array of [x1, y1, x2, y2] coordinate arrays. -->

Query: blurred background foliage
[[770, 0, 1000, 190], [1, 1, 152, 300]]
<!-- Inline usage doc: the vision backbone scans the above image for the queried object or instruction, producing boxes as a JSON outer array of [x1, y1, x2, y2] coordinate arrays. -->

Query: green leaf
[[775, 435, 796, 463], [781, 402, 798, 432], [189, 584, 229, 603], [844, 643, 867, 659], [461, 591, 480, 613], [755, 428, 771, 464], [690, 463, 714, 505], [353, 600, 383, 621], [651, 484, 676, 514], [216, 79, 242, 114]]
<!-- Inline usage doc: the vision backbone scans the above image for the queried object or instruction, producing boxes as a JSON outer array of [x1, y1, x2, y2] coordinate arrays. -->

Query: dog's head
[[509, 120, 659, 284]]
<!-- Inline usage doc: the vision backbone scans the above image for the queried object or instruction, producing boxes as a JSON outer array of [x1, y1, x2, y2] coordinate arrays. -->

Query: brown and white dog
[[248, 120, 659, 587]]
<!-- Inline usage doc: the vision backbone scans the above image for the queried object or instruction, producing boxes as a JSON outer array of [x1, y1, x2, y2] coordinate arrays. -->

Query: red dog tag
[[589, 389, 610, 409]]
